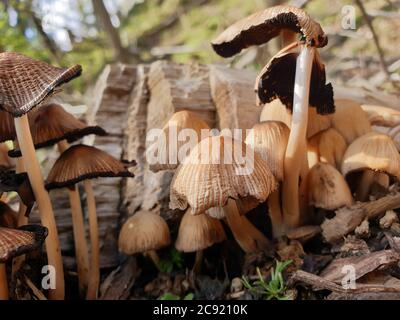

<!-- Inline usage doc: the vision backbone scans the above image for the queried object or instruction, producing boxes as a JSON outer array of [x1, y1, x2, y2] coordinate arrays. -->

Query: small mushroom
[[170, 135, 276, 253], [45, 144, 134, 300], [118, 211, 170, 269], [342, 132, 400, 201], [175, 208, 226, 273]]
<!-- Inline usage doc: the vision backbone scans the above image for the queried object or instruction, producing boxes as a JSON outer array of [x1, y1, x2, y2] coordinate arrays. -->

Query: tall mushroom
[[45, 144, 134, 300], [170, 135, 276, 253], [212, 6, 332, 229], [8, 103, 107, 293], [0, 52, 82, 299]]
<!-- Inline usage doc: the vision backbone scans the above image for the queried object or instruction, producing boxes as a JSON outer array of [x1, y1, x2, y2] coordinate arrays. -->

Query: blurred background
[[0, 0, 399, 98]]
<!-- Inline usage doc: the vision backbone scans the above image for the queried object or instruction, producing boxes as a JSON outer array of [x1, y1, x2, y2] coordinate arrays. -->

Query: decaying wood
[[286, 225, 321, 244], [209, 65, 260, 133], [321, 192, 400, 243]]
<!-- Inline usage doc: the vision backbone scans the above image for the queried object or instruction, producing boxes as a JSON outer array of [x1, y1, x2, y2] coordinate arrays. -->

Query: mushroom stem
[[14, 114, 64, 300], [282, 45, 315, 229], [268, 189, 284, 238], [0, 263, 8, 300], [147, 250, 161, 270], [58, 141, 89, 294], [84, 180, 100, 300], [192, 250, 203, 274], [223, 199, 270, 253], [355, 169, 376, 201]]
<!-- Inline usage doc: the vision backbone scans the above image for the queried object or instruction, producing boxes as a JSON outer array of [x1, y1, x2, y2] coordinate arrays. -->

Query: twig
[[24, 276, 47, 300]]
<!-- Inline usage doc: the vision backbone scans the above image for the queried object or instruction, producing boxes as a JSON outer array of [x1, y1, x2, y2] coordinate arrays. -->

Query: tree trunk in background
[[91, 0, 131, 63]]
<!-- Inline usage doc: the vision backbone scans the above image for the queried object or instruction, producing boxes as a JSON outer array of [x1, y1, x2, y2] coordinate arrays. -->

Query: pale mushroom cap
[[317, 128, 347, 169], [341, 132, 400, 179], [170, 135, 277, 215], [245, 121, 289, 181], [361, 104, 400, 127], [308, 163, 353, 210], [331, 99, 371, 144], [148, 110, 211, 172], [175, 208, 226, 252], [260, 99, 331, 138], [118, 211, 171, 255]]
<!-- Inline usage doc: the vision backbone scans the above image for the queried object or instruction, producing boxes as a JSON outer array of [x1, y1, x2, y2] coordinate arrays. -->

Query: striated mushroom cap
[[212, 5, 327, 58], [255, 42, 334, 115], [0, 52, 81, 117], [245, 121, 289, 181], [46, 144, 134, 190], [175, 208, 226, 252], [0, 225, 48, 263], [170, 135, 277, 215], [308, 163, 353, 210], [9, 103, 107, 157], [341, 132, 400, 179], [118, 211, 170, 255]]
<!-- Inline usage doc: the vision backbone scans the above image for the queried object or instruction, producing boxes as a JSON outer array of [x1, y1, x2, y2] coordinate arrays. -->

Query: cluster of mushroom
[[0, 52, 135, 300]]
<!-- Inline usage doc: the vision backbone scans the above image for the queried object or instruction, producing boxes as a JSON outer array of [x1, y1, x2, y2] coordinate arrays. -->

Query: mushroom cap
[[211, 5, 327, 58], [361, 104, 400, 127], [245, 121, 289, 181], [8, 103, 107, 158], [255, 42, 334, 115], [331, 99, 371, 144], [0, 52, 82, 117], [45, 144, 134, 190], [170, 135, 277, 215], [148, 110, 210, 172], [341, 132, 400, 179], [0, 110, 16, 143], [118, 211, 170, 255], [0, 201, 17, 228], [175, 208, 226, 252], [308, 163, 353, 210], [0, 225, 48, 263], [260, 98, 331, 138]]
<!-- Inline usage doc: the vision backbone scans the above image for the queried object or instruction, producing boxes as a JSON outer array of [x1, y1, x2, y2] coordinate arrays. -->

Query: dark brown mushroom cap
[[8, 103, 107, 158], [45, 144, 134, 190], [0, 224, 48, 263], [255, 42, 334, 115], [211, 5, 328, 58], [0, 52, 82, 117], [0, 110, 16, 143]]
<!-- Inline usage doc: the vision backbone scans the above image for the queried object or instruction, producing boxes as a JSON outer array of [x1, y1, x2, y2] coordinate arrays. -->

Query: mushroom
[[0, 225, 48, 300], [45, 144, 134, 300], [361, 104, 400, 127], [170, 135, 276, 253], [118, 211, 170, 269], [175, 208, 226, 272], [0, 52, 82, 299], [245, 121, 289, 237], [342, 132, 400, 201], [331, 99, 371, 144], [307, 163, 353, 211], [8, 103, 107, 294], [148, 110, 210, 172]]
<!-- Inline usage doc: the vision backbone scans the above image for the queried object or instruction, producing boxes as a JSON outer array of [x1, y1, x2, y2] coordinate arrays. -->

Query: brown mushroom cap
[[0, 202, 17, 228], [255, 42, 334, 115], [341, 132, 400, 179], [308, 163, 353, 210], [8, 103, 107, 158], [148, 110, 210, 172], [118, 211, 170, 255], [0, 110, 16, 143], [175, 208, 226, 252], [45, 144, 134, 190], [211, 5, 327, 58], [170, 135, 277, 215], [0, 52, 82, 117], [245, 121, 289, 181], [0, 225, 48, 263]]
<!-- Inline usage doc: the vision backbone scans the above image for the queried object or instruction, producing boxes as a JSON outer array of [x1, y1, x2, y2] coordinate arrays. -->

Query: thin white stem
[[268, 189, 284, 238], [0, 263, 8, 300], [282, 46, 315, 229], [14, 115, 64, 300], [84, 180, 100, 300]]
